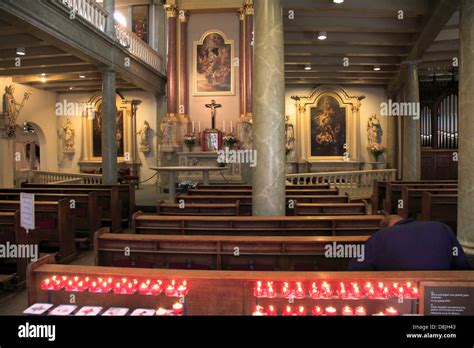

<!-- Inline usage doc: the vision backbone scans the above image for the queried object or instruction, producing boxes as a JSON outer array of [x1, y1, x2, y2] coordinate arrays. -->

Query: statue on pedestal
[[62, 118, 75, 153], [137, 120, 151, 152], [367, 114, 382, 145], [241, 119, 253, 150], [205, 100, 222, 129], [1, 85, 31, 137], [161, 119, 174, 146]]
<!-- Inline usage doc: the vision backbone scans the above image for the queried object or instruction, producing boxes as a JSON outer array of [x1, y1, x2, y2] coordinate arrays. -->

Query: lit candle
[[310, 282, 319, 299], [321, 281, 333, 299], [398, 286, 405, 298], [139, 281, 150, 295], [267, 282, 276, 298], [177, 280, 188, 296], [172, 303, 184, 315], [165, 280, 176, 296], [381, 286, 391, 299], [295, 282, 305, 299], [198, 121, 201, 133], [192, 121, 195, 133], [364, 281, 373, 293], [411, 287, 419, 299], [312, 306, 323, 316], [114, 282, 123, 294], [125, 282, 136, 295], [282, 282, 291, 298], [223, 120, 226, 133], [41, 278, 52, 290], [355, 306, 366, 316], [342, 306, 353, 316], [351, 284, 361, 299], [254, 281, 264, 297], [366, 288, 376, 299], [338, 282, 348, 299], [156, 308, 168, 316], [325, 306, 337, 316], [253, 305, 265, 316], [296, 306, 307, 316], [283, 306, 293, 316], [266, 305, 277, 316], [230, 120, 233, 133], [151, 283, 162, 296], [385, 307, 398, 316]]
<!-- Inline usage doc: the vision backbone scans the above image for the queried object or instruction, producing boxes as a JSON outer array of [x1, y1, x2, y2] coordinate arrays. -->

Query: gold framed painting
[[193, 30, 235, 96]]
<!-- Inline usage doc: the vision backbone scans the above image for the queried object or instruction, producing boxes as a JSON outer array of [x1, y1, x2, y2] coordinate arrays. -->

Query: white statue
[[62, 118, 75, 153], [367, 114, 382, 145], [137, 120, 151, 152], [161, 119, 174, 146], [285, 115, 296, 154], [2, 85, 31, 137]]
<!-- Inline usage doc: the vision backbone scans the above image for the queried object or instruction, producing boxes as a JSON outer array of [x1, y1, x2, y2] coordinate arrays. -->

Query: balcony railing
[[56, 0, 163, 73], [286, 169, 397, 198], [29, 170, 103, 184]]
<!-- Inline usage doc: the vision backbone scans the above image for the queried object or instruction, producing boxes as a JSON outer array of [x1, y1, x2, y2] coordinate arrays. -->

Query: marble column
[[103, 0, 116, 38], [244, 0, 254, 118], [101, 68, 118, 185], [458, 0, 474, 255], [164, 3, 178, 118], [386, 92, 398, 170], [402, 62, 421, 180], [178, 10, 189, 123], [252, 0, 286, 216]]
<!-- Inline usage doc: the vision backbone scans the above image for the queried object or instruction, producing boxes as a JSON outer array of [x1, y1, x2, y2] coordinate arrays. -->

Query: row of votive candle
[[41, 276, 189, 297], [253, 281, 418, 299], [252, 305, 399, 316]]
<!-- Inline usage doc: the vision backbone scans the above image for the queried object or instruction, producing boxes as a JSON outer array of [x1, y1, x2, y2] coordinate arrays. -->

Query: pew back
[[421, 193, 457, 233], [0, 211, 28, 284]]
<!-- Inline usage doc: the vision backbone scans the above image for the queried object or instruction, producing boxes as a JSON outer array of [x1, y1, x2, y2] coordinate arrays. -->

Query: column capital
[[179, 10, 190, 23], [238, 7, 245, 20], [163, 4, 178, 18], [243, 0, 254, 16]]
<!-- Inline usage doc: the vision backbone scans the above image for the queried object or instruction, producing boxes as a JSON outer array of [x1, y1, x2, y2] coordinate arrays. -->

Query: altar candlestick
[[223, 120, 226, 133], [192, 121, 195, 133], [198, 121, 201, 133], [230, 120, 233, 133]]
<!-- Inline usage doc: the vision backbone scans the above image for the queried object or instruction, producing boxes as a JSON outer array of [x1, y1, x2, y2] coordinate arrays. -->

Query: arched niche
[[294, 85, 362, 164]]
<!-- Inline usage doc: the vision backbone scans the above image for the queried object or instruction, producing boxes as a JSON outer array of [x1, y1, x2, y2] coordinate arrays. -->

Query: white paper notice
[[20, 192, 35, 232]]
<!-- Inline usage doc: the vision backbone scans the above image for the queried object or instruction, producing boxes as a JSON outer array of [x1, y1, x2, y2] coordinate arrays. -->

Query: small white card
[[130, 308, 156, 316], [102, 307, 129, 316], [23, 303, 54, 315], [75, 306, 103, 316], [49, 305, 77, 316]]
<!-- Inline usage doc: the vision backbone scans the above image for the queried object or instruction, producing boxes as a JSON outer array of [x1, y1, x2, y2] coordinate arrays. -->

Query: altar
[[178, 151, 242, 182]]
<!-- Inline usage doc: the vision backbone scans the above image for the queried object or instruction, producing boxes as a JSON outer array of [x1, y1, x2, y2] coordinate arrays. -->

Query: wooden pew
[[21, 183, 135, 223], [0, 200, 76, 263], [293, 202, 367, 216], [371, 180, 457, 214], [94, 228, 369, 271], [157, 200, 240, 216], [398, 188, 458, 219], [421, 193, 458, 233], [0, 192, 100, 245], [1, 187, 122, 232], [383, 182, 458, 214], [196, 184, 331, 190], [0, 211, 28, 286], [187, 188, 339, 196], [132, 213, 383, 237], [175, 194, 350, 215]]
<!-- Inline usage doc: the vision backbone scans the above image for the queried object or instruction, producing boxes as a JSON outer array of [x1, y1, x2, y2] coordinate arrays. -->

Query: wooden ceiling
[[0, 13, 138, 93], [282, 0, 460, 88]]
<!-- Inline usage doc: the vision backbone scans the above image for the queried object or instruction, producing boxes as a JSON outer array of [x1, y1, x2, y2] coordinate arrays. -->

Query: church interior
[[0, 0, 473, 333]]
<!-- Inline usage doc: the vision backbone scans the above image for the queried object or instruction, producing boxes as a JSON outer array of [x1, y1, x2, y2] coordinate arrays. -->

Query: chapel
[[0, 0, 473, 324]]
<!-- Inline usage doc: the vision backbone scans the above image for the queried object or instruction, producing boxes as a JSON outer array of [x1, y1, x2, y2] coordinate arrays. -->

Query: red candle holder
[[266, 282, 276, 298], [177, 280, 188, 296], [253, 281, 264, 297], [124, 282, 137, 295], [296, 306, 307, 316], [294, 282, 305, 299], [41, 278, 62, 291], [282, 306, 293, 316], [325, 306, 337, 316], [363, 281, 373, 294], [282, 282, 292, 298], [150, 283, 162, 296], [342, 306, 354, 316], [309, 283, 319, 299], [266, 305, 277, 316], [380, 286, 391, 299], [320, 282, 333, 299], [409, 287, 419, 299], [350, 284, 362, 299], [366, 287, 377, 299], [172, 302, 184, 315], [312, 306, 323, 316], [156, 308, 168, 316], [337, 283, 348, 299], [355, 306, 367, 316], [165, 280, 176, 296]]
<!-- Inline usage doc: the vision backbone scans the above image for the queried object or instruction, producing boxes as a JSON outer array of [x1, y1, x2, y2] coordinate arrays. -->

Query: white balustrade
[[54, 0, 163, 73], [31, 171, 102, 184], [286, 169, 397, 198]]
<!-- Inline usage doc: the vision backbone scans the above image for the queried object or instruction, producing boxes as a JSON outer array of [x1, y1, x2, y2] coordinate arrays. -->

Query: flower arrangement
[[183, 134, 197, 151], [223, 133, 238, 148], [367, 143, 386, 161]]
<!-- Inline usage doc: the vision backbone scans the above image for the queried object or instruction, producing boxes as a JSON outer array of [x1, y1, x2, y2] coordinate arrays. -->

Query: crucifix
[[205, 99, 222, 130]]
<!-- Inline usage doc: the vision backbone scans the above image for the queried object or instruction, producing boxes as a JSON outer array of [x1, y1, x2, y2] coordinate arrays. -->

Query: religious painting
[[193, 30, 234, 96], [131, 5, 149, 43], [310, 95, 347, 157], [92, 105, 124, 158]]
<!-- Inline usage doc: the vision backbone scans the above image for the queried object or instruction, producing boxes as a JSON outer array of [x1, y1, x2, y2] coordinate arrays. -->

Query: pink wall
[[187, 12, 241, 133]]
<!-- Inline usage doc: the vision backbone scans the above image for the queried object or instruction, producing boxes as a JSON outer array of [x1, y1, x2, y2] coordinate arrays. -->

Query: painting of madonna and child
[[311, 96, 347, 157], [194, 31, 233, 96]]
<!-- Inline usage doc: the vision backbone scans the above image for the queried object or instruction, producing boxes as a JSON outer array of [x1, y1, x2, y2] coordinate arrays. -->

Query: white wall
[[0, 77, 58, 172], [285, 85, 389, 164]]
